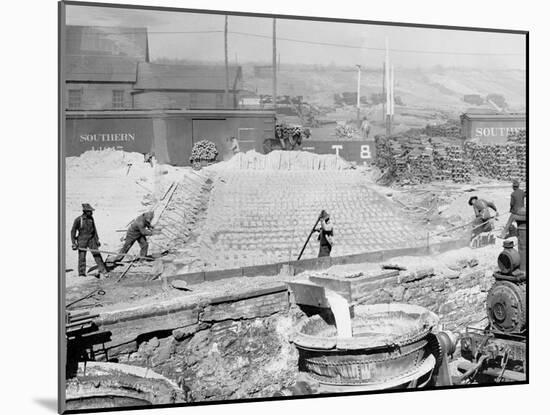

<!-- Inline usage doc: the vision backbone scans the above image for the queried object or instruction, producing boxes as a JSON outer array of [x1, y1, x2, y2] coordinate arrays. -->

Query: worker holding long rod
[[297, 210, 335, 260], [315, 210, 335, 257], [71, 203, 109, 278]]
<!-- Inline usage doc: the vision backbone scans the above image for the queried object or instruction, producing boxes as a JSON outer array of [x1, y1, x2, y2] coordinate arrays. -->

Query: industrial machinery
[[277, 283, 458, 396], [457, 208, 526, 383]]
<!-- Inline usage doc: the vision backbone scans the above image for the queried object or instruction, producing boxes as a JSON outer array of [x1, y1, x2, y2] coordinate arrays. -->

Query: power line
[[65, 29, 524, 57], [228, 31, 524, 56]]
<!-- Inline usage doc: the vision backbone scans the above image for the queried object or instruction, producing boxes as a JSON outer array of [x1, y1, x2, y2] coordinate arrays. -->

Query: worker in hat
[[500, 180, 526, 238], [468, 196, 499, 237], [314, 210, 334, 257], [70, 203, 109, 277], [114, 211, 155, 262]]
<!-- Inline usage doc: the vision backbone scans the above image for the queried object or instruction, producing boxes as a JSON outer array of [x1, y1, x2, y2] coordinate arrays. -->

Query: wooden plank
[[204, 268, 243, 282], [287, 282, 330, 308], [308, 276, 352, 302], [209, 284, 288, 305]]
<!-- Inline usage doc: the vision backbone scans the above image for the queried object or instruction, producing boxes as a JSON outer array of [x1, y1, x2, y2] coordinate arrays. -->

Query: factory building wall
[[65, 111, 276, 166], [65, 83, 134, 110], [461, 116, 526, 143], [300, 140, 376, 165], [133, 91, 240, 110]]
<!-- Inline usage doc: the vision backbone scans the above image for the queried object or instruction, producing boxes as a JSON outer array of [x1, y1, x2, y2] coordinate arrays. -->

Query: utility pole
[[390, 65, 395, 123], [356, 64, 361, 126], [382, 61, 386, 122], [272, 18, 277, 109], [224, 15, 229, 108], [385, 38, 392, 137]]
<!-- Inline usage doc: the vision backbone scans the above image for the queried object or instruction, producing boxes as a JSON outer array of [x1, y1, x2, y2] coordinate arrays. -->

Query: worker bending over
[[115, 211, 155, 262], [468, 196, 499, 237], [500, 180, 526, 239], [70, 203, 108, 277], [315, 210, 334, 257]]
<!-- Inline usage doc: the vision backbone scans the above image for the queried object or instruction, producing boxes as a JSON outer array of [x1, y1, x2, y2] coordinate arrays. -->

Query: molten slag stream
[[325, 291, 353, 338]]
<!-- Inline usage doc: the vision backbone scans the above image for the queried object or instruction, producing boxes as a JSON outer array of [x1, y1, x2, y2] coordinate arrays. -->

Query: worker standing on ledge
[[360, 116, 371, 138], [500, 179, 526, 239], [468, 196, 499, 237], [71, 203, 109, 278], [114, 211, 155, 262], [315, 210, 334, 257]]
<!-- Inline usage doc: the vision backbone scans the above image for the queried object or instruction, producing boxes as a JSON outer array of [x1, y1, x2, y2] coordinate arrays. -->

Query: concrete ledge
[[136, 236, 471, 287], [208, 284, 288, 305]]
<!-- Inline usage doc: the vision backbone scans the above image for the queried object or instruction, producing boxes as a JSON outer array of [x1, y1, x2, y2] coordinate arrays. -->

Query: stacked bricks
[[432, 141, 472, 183], [190, 170, 424, 271], [375, 133, 526, 184], [149, 170, 215, 271], [375, 135, 470, 184], [424, 119, 462, 138], [464, 142, 526, 182], [507, 129, 527, 145]]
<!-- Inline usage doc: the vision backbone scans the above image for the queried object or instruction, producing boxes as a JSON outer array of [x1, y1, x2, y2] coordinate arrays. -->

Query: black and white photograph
[[58, 1, 528, 413]]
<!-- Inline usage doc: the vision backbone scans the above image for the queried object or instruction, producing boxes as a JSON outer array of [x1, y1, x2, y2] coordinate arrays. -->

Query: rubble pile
[[464, 142, 526, 182]]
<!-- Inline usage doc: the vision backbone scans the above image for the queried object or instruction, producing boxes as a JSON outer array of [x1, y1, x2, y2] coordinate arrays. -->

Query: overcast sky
[[66, 4, 526, 69]]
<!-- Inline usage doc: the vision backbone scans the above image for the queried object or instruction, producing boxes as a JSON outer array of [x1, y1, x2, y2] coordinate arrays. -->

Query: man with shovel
[[71, 203, 109, 278], [114, 211, 155, 263], [468, 196, 499, 237]]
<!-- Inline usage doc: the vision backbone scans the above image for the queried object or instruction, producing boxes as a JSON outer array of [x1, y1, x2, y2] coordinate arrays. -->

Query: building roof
[[65, 109, 276, 119], [134, 63, 243, 91], [65, 55, 138, 83], [462, 112, 526, 120], [66, 25, 149, 60]]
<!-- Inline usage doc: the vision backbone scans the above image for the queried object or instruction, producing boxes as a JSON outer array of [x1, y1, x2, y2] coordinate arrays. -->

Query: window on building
[[112, 90, 124, 108], [190, 93, 198, 108], [216, 93, 224, 108], [68, 89, 82, 109]]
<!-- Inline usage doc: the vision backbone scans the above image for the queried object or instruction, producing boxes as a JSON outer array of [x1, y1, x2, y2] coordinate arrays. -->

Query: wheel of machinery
[[486, 281, 526, 333], [425, 332, 444, 368]]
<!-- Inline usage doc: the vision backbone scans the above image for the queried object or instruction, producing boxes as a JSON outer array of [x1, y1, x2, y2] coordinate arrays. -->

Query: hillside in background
[[241, 65, 526, 116]]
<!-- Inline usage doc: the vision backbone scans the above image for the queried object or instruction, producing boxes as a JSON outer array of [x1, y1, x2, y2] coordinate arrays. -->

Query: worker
[[114, 211, 155, 262], [315, 210, 334, 257], [230, 136, 240, 154], [360, 116, 371, 138], [500, 180, 526, 238], [70, 203, 109, 278], [468, 196, 499, 237]]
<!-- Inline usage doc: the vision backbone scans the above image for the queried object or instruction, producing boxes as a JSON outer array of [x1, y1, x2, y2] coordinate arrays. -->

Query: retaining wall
[[130, 235, 471, 287], [90, 246, 492, 402]]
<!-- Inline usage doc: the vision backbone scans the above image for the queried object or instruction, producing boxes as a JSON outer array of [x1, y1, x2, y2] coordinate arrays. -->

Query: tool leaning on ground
[[80, 247, 170, 280]]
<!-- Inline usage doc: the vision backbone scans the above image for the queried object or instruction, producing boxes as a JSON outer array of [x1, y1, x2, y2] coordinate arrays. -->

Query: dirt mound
[[213, 150, 352, 171]]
